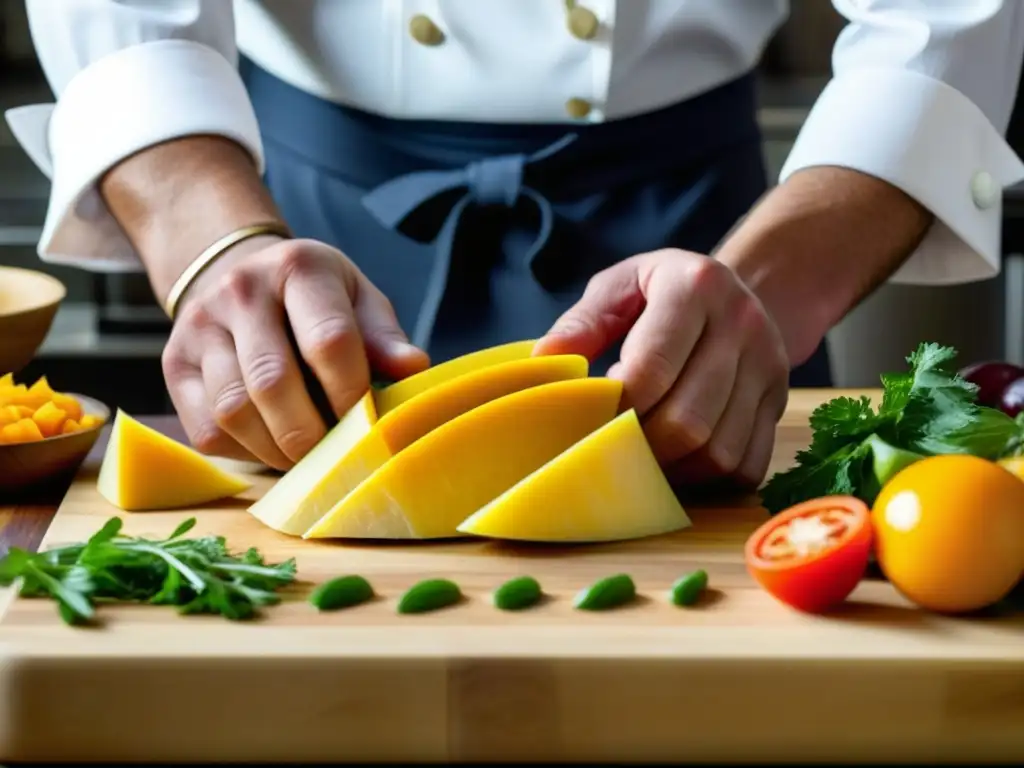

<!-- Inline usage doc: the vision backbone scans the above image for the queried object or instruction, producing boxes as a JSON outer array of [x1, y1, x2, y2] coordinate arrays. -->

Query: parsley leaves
[[0, 517, 297, 626], [760, 342, 1024, 515]]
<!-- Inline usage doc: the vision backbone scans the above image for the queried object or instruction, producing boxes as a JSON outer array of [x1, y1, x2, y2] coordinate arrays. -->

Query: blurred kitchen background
[[2, 0, 1024, 414]]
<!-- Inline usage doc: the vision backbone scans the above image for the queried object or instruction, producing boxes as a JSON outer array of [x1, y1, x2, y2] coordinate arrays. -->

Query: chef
[[8, 1, 1024, 488]]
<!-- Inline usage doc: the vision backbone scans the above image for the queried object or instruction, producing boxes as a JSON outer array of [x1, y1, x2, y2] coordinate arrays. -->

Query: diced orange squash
[[51, 392, 83, 421], [32, 401, 68, 437], [1, 384, 29, 407], [80, 414, 102, 429], [18, 376, 55, 410], [1, 418, 44, 444], [0, 372, 105, 443], [0, 406, 19, 427]]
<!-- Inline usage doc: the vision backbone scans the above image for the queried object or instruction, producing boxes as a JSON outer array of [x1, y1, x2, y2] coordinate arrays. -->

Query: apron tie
[[362, 133, 578, 348]]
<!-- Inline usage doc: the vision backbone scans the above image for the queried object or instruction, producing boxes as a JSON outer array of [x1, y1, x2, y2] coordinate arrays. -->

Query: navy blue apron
[[239, 58, 832, 387]]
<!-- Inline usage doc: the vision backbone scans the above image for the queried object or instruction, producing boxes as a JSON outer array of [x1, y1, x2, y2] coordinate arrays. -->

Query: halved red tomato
[[745, 495, 874, 613]]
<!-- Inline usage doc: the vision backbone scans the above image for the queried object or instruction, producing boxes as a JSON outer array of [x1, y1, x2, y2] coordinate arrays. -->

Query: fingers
[[199, 325, 292, 471], [734, 392, 784, 490], [614, 258, 728, 415], [533, 257, 647, 360], [162, 332, 257, 463], [224, 271, 328, 463], [281, 253, 372, 420], [352, 276, 431, 380], [641, 329, 739, 465]]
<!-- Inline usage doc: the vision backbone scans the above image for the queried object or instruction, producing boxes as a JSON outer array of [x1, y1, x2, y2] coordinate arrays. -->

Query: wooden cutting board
[[0, 389, 1021, 763]]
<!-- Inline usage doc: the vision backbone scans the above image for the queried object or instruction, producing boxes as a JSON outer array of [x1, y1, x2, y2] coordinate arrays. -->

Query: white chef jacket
[[6, 0, 1024, 287]]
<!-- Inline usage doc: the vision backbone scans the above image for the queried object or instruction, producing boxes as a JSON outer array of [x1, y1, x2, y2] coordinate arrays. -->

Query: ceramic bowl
[[0, 394, 110, 494], [0, 266, 67, 375]]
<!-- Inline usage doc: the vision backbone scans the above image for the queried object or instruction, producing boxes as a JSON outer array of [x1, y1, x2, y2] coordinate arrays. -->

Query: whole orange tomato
[[872, 454, 1024, 614]]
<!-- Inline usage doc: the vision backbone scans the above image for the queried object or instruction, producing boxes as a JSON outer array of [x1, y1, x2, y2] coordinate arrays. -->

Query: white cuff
[[3, 39, 264, 273], [780, 67, 1024, 286]]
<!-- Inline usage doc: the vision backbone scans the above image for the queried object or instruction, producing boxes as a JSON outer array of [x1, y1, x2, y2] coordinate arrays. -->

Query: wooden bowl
[[0, 394, 110, 494], [0, 266, 67, 375]]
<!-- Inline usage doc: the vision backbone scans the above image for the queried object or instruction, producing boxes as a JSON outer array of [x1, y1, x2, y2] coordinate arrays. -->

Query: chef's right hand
[[161, 236, 430, 471]]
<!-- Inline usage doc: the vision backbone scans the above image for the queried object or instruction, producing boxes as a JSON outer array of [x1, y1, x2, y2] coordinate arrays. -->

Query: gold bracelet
[[163, 221, 292, 320]]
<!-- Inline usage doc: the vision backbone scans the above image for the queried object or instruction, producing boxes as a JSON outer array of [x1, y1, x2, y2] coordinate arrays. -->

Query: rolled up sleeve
[[780, 0, 1024, 285], [3, 1, 263, 272]]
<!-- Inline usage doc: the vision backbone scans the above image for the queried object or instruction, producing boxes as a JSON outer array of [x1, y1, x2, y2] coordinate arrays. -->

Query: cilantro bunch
[[0, 517, 297, 626], [760, 342, 1024, 515]]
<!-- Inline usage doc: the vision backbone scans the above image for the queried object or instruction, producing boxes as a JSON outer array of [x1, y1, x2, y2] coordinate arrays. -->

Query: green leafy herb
[[0, 517, 297, 626], [760, 342, 1024, 515]]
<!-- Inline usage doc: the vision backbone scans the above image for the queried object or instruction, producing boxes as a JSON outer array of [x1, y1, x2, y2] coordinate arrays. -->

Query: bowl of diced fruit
[[0, 373, 109, 493]]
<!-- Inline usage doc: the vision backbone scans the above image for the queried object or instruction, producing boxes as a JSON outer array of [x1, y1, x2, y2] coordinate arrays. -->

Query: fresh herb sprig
[[760, 342, 1024, 515], [0, 517, 297, 626]]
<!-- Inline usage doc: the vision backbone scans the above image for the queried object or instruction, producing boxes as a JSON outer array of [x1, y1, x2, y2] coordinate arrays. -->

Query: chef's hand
[[161, 237, 430, 471], [533, 250, 790, 488]]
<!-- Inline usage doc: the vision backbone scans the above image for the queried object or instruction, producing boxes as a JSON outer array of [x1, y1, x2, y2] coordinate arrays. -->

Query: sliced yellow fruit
[[247, 345, 585, 536], [457, 409, 690, 542], [97, 410, 251, 511], [303, 377, 624, 540], [374, 338, 537, 415]]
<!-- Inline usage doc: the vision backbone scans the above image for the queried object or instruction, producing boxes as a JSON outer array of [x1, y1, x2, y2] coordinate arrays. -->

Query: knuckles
[[303, 315, 359, 361], [189, 421, 230, 457], [277, 240, 323, 279], [686, 256, 732, 295], [210, 380, 252, 428], [218, 268, 260, 306], [244, 351, 290, 397]]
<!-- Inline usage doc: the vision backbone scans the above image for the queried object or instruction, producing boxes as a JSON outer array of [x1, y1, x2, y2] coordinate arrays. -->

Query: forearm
[[99, 136, 287, 305], [716, 166, 933, 366]]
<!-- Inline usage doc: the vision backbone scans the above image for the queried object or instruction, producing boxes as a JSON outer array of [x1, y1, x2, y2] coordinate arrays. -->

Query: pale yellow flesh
[[247, 392, 385, 535], [246, 342, 577, 537], [457, 409, 691, 542], [303, 377, 624, 540], [96, 410, 251, 512]]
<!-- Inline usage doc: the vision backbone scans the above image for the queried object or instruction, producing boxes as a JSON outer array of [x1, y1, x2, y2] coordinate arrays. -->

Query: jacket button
[[567, 6, 600, 40], [565, 97, 592, 119], [971, 170, 999, 209], [409, 14, 445, 46]]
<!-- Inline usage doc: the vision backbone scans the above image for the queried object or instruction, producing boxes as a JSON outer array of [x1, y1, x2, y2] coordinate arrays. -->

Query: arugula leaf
[[0, 517, 297, 626], [760, 342, 1024, 515]]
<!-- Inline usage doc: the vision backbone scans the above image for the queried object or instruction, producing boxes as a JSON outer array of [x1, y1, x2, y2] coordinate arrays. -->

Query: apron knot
[[465, 154, 525, 208], [360, 133, 580, 347]]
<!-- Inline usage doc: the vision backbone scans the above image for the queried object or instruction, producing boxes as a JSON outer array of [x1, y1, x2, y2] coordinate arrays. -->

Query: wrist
[[171, 232, 290, 319], [716, 167, 933, 366], [98, 135, 286, 303]]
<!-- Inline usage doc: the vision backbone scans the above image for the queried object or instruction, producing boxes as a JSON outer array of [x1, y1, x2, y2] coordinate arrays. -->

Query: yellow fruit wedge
[[248, 340, 586, 536], [375, 338, 538, 415], [303, 377, 624, 540], [97, 410, 251, 511], [457, 409, 691, 542]]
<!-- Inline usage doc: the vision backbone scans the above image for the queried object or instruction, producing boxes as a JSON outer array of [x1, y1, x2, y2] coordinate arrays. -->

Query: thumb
[[533, 260, 646, 361], [354, 279, 431, 380]]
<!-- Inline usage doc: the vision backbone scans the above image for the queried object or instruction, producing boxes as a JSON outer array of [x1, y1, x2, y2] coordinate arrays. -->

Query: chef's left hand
[[533, 249, 790, 489]]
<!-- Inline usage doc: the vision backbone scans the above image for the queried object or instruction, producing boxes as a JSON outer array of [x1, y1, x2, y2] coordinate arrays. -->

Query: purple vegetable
[[959, 361, 1024, 408], [1000, 377, 1024, 418]]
